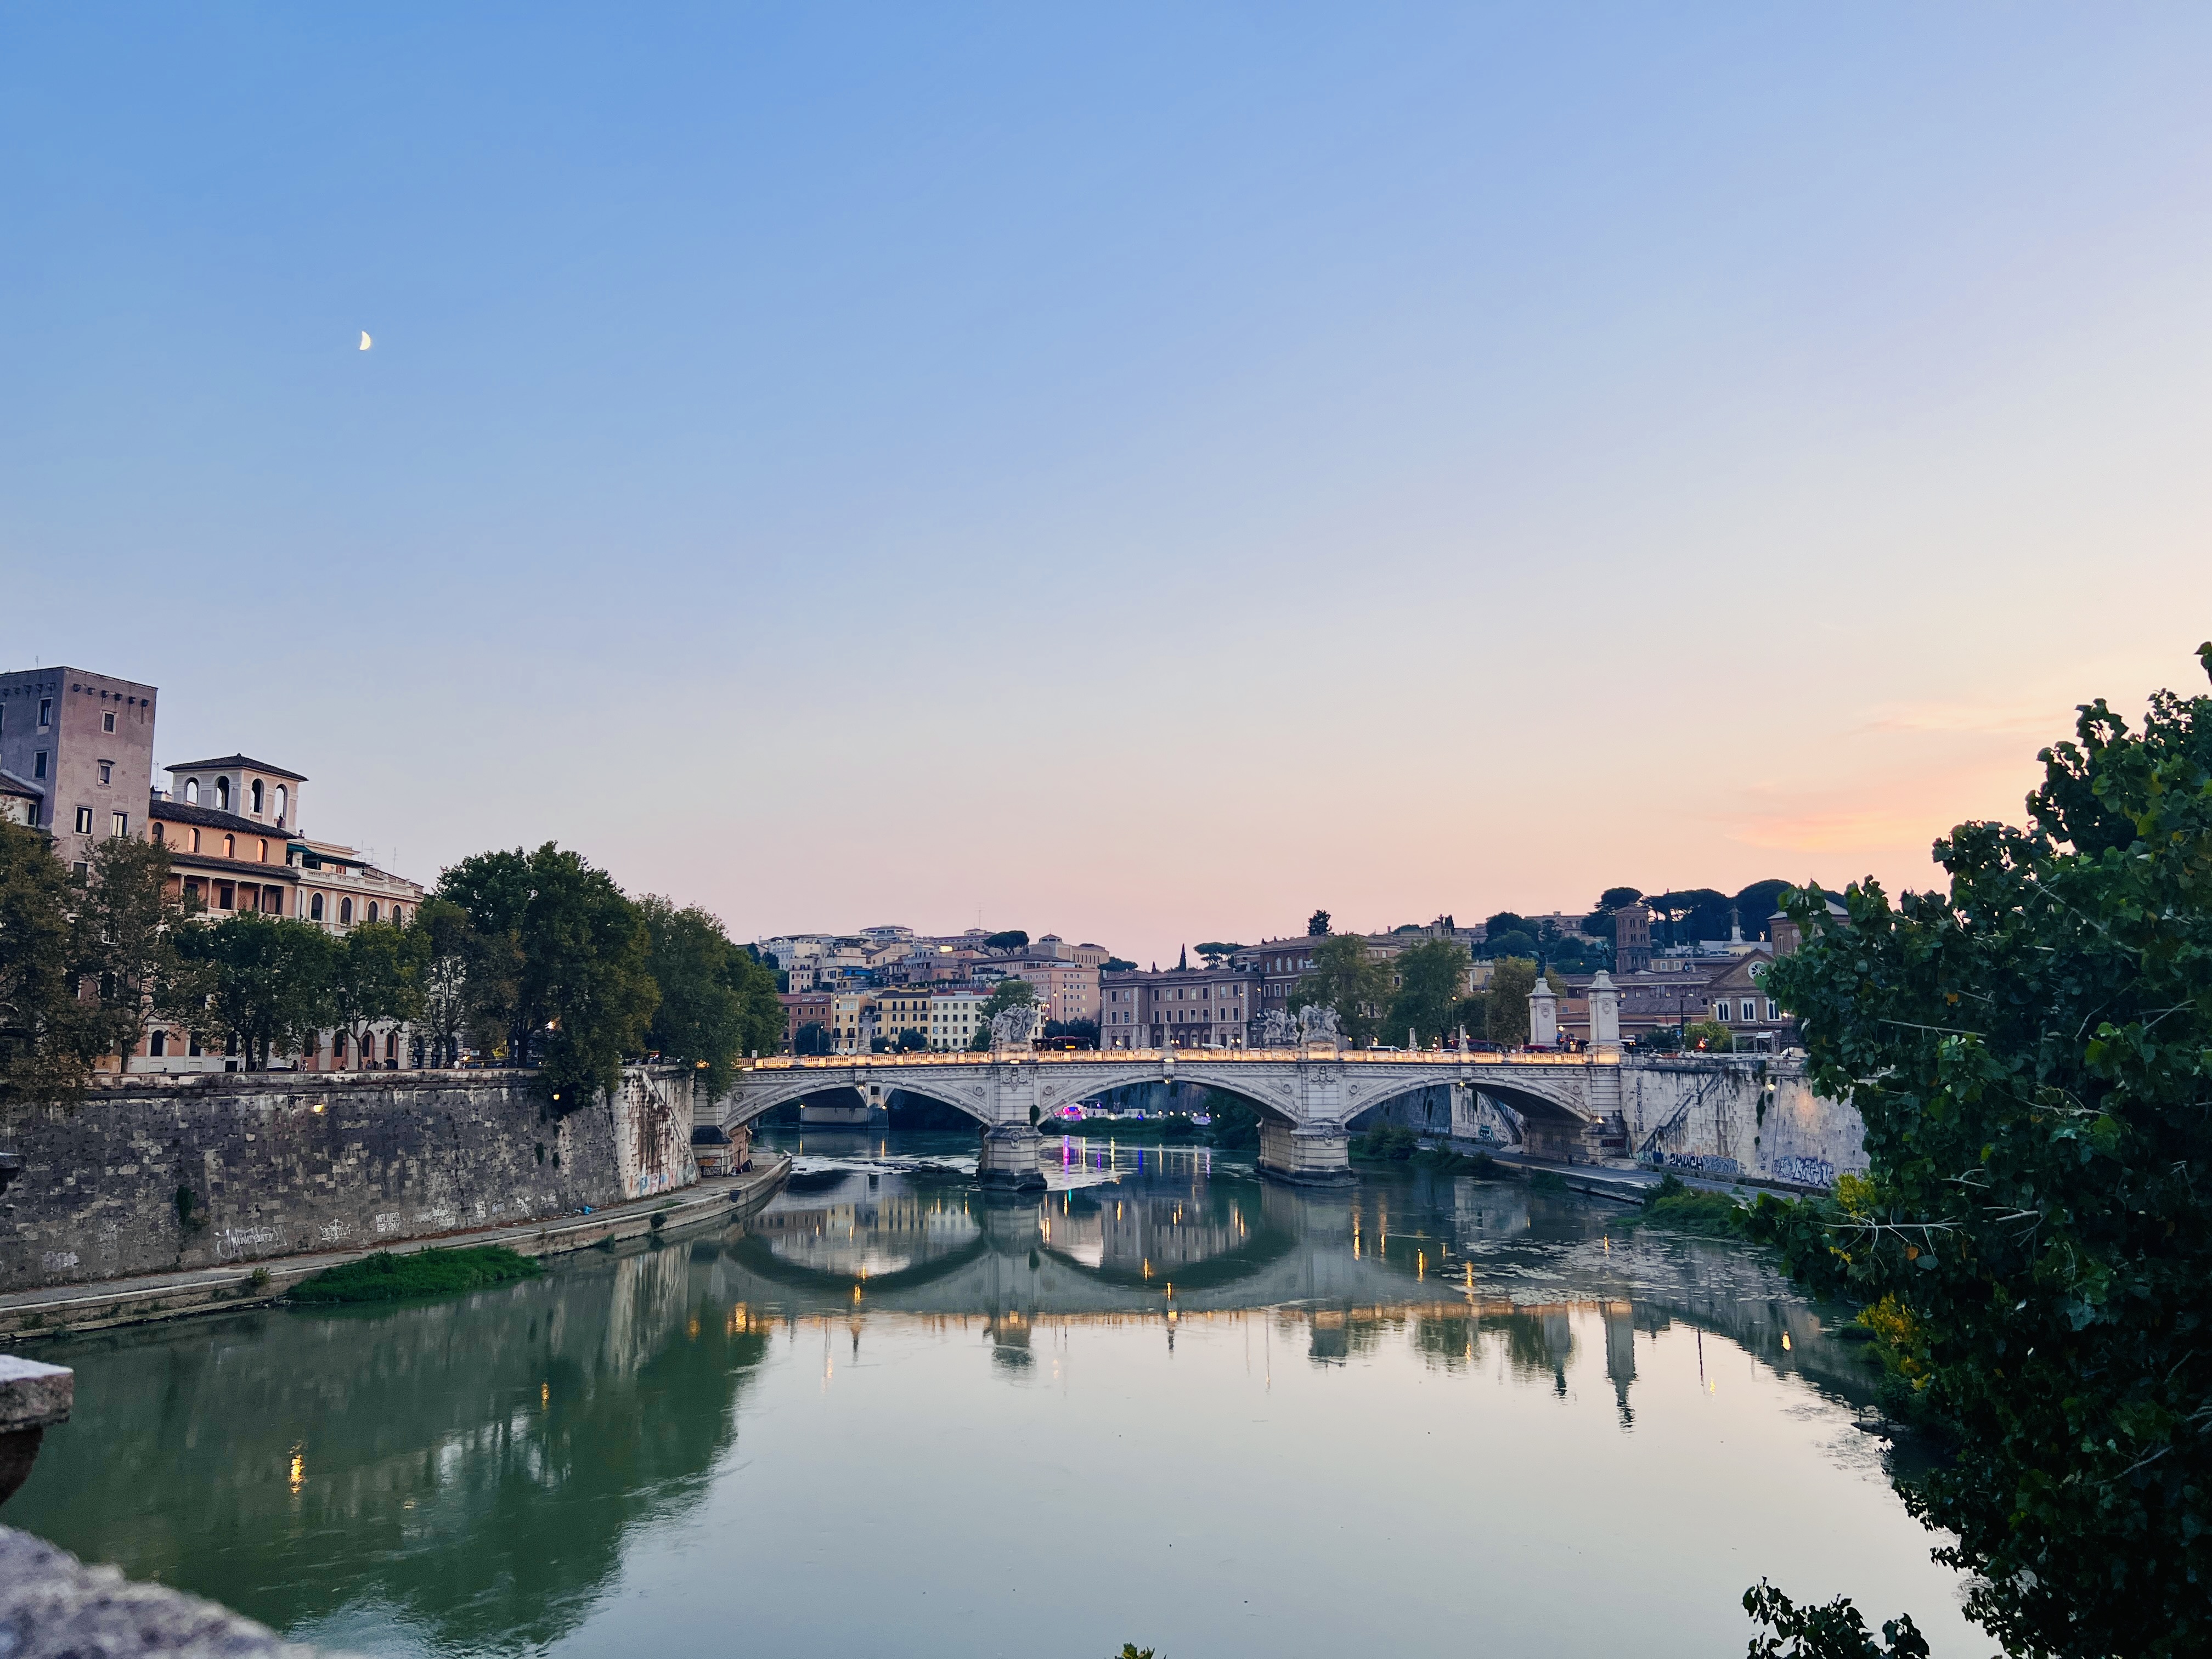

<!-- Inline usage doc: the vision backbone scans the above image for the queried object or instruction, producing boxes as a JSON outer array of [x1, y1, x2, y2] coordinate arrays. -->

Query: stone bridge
[[717, 1043, 1627, 1189]]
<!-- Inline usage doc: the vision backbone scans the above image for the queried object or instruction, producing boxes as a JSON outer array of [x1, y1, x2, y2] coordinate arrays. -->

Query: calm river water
[[13, 1131, 1979, 1657]]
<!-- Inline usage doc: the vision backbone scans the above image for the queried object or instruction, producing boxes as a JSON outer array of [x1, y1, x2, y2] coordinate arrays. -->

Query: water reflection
[[18, 1245, 769, 1654], [13, 1130, 1904, 1658]]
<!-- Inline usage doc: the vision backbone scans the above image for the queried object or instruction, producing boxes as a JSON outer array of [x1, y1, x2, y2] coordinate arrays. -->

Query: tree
[[515, 845, 657, 1116], [792, 1021, 831, 1057], [409, 896, 474, 1066], [894, 1028, 928, 1053], [432, 848, 533, 1062], [1597, 885, 1644, 911], [1193, 941, 1243, 967], [983, 929, 1029, 953], [1754, 647, 2212, 1659], [433, 844, 658, 1111], [330, 920, 421, 1069], [639, 895, 751, 1098], [78, 833, 206, 1073], [1485, 957, 1538, 1045], [1043, 1018, 1098, 1047], [1682, 1018, 1733, 1053], [0, 818, 110, 1122], [1485, 928, 1538, 962], [1291, 935, 1388, 1046], [726, 945, 784, 1061], [978, 978, 1036, 1023], [177, 914, 335, 1069], [1306, 910, 1330, 936], [1101, 956, 1137, 973], [1386, 938, 1471, 1047]]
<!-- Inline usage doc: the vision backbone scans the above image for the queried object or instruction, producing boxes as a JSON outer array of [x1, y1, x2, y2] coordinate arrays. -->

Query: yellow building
[[875, 990, 934, 1048]]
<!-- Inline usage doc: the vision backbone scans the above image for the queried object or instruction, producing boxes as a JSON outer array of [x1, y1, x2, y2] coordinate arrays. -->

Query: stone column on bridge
[[1587, 970, 1621, 1056], [1527, 976, 1559, 1048], [975, 1124, 1046, 1193], [1257, 1121, 1353, 1185]]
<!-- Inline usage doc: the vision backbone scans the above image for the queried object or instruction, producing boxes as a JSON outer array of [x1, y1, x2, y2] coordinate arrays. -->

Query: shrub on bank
[[289, 1246, 543, 1304]]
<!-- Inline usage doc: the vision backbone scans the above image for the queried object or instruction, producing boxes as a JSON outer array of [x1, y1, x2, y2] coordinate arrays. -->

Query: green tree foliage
[[1683, 1017, 1733, 1053], [1742, 1581, 1928, 1658], [792, 1021, 831, 1057], [0, 818, 111, 1120], [1306, 909, 1330, 936], [1100, 956, 1137, 973], [1193, 940, 1243, 966], [78, 832, 207, 1071], [177, 914, 336, 1068], [1386, 937, 1471, 1046], [515, 846, 657, 1115], [1291, 934, 1388, 1045], [409, 895, 474, 1066], [433, 844, 658, 1111], [331, 920, 422, 1067], [893, 1028, 928, 1052], [639, 896, 757, 1098], [983, 929, 1029, 952], [1755, 648, 2212, 1659], [726, 945, 783, 1060], [1485, 957, 1538, 1045], [432, 848, 533, 1061]]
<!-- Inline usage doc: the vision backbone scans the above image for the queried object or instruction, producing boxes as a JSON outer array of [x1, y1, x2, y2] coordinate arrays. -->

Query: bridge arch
[[724, 1072, 994, 1128]]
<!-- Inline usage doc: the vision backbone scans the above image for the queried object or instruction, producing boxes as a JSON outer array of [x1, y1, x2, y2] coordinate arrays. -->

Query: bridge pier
[[975, 1124, 1047, 1193], [1257, 1121, 1353, 1186], [798, 1100, 873, 1128]]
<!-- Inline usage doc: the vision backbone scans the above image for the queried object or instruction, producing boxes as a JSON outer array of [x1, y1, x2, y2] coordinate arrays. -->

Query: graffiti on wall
[[1768, 1155, 1835, 1189]]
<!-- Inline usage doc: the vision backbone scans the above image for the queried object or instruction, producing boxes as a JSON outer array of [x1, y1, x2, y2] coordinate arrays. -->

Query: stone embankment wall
[[1, 1066, 697, 1293], [1616, 1057, 1866, 1188]]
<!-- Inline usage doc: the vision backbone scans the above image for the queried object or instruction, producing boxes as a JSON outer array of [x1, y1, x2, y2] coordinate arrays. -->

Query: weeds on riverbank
[[289, 1246, 542, 1304], [1618, 1173, 1750, 1236]]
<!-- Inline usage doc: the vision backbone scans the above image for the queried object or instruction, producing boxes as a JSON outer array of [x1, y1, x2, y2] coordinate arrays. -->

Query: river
[[9, 1130, 1979, 1657]]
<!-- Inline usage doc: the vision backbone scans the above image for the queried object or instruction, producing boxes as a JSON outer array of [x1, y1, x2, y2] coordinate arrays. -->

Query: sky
[[5, 4, 2210, 964]]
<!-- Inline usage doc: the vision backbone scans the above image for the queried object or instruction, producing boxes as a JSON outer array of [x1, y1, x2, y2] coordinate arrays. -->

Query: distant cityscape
[[755, 885, 1807, 1058], [2, 659, 1809, 1071]]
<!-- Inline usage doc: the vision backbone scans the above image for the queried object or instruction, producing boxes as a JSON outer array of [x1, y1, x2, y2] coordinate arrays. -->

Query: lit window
[[111, 811, 128, 837], [74, 806, 93, 833], [222, 834, 234, 858]]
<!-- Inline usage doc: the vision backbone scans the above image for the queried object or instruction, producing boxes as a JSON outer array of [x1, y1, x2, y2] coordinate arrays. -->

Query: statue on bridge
[[989, 1004, 1043, 1049], [1295, 1004, 1341, 1044], [1255, 1008, 1297, 1047]]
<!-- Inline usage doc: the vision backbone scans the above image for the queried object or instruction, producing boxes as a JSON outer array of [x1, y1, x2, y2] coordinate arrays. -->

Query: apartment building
[[929, 988, 988, 1051], [1099, 964, 1258, 1049]]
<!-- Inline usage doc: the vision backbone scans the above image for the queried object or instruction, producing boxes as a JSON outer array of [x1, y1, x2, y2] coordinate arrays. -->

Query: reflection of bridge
[[720, 1045, 1628, 1188], [695, 1155, 1875, 1407]]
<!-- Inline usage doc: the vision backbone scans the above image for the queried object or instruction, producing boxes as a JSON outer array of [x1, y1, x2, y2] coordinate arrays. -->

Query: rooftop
[[163, 754, 308, 782]]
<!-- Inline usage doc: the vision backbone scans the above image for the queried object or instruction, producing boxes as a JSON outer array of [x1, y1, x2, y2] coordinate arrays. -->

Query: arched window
[[184, 778, 198, 804], [257, 838, 268, 863], [311, 893, 324, 921], [367, 901, 379, 923], [340, 897, 353, 924], [275, 785, 287, 826], [250, 779, 263, 815], [150, 1030, 166, 1057], [384, 1032, 398, 1066], [151, 822, 164, 844], [222, 834, 234, 858], [189, 827, 200, 853], [215, 777, 229, 811], [392, 905, 405, 926]]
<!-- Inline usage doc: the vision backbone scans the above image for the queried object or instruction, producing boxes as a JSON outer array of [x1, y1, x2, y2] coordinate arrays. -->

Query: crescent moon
[[359, 331, 372, 351]]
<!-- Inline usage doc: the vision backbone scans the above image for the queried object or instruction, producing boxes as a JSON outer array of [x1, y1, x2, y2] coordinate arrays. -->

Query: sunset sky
[[6, 5, 2210, 964]]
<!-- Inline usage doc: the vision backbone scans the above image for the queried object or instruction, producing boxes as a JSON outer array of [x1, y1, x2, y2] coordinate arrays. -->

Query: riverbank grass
[[289, 1245, 543, 1305]]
